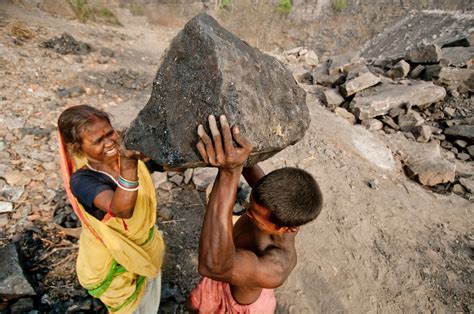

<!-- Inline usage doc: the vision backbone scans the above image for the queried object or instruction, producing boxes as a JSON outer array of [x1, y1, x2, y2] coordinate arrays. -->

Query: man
[[188, 115, 323, 313]]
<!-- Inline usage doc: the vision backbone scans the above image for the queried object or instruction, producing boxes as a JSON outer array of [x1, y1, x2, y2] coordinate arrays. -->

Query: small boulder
[[440, 47, 474, 67], [452, 184, 465, 194], [328, 52, 361, 75], [389, 107, 405, 118], [323, 89, 345, 108], [350, 82, 446, 120], [409, 65, 425, 79], [169, 174, 184, 186], [457, 152, 471, 161], [0, 201, 13, 213], [404, 159, 455, 186], [422, 65, 442, 80], [0, 244, 36, 299], [303, 50, 319, 67], [387, 59, 410, 79], [312, 64, 346, 87], [397, 111, 424, 132], [183, 168, 194, 184], [466, 145, 474, 157], [459, 176, 474, 193], [10, 298, 34, 313], [454, 140, 468, 148], [405, 44, 442, 63], [340, 71, 381, 97], [286, 54, 298, 64], [413, 125, 432, 143], [438, 67, 474, 93], [293, 66, 313, 84], [158, 181, 174, 191], [334, 107, 356, 124], [444, 125, 474, 142], [151, 172, 168, 187], [381, 116, 400, 131], [192, 167, 218, 191], [443, 107, 456, 117], [361, 119, 383, 131], [285, 47, 304, 56]]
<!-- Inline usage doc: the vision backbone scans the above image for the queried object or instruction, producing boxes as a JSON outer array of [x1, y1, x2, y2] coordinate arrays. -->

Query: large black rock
[[124, 13, 309, 168]]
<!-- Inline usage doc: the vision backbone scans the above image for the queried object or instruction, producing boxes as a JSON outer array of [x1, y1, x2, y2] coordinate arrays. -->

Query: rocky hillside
[[34, 0, 474, 56]]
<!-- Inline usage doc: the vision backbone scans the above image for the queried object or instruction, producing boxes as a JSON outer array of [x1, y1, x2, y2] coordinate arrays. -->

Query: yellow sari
[[58, 130, 165, 313]]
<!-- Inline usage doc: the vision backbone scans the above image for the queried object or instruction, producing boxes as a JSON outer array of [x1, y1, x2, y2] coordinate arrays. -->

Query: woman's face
[[79, 118, 119, 164]]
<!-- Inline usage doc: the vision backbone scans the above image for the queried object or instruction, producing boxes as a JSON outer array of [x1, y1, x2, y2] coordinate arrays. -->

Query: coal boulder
[[124, 13, 309, 168]]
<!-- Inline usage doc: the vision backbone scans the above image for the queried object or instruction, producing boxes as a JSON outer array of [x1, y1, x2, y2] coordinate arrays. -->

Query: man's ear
[[287, 226, 299, 233]]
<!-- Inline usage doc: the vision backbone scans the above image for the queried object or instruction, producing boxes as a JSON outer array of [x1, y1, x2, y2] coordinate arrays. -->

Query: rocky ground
[[0, 3, 472, 314]]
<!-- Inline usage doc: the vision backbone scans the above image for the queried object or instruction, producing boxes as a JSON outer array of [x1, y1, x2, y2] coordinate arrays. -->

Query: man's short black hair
[[252, 167, 323, 227]]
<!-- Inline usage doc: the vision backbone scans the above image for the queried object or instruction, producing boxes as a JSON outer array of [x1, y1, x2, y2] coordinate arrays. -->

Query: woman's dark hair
[[252, 167, 323, 227], [58, 105, 111, 154]]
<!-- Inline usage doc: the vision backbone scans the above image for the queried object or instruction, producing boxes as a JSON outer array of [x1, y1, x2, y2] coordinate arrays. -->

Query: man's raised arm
[[195, 115, 252, 280], [195, 115, 292, 289]]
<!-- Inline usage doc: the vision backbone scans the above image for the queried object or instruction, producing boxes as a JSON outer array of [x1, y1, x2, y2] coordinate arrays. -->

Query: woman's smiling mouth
[[105, 147, 117, 156]]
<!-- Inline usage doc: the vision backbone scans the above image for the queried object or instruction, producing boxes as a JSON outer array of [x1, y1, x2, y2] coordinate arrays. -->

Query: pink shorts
[[190, 277, 276, 313]]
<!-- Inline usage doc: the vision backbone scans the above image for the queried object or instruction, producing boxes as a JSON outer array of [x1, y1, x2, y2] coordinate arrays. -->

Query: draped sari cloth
[[58, 129, 165, 313]]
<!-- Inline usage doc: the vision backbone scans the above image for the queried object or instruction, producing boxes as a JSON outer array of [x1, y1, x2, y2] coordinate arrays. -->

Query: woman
[[57, 105, 165, 313]]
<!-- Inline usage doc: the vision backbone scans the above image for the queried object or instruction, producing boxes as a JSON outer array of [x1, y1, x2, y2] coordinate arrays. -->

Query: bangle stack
[[117, 175, 139, 192]]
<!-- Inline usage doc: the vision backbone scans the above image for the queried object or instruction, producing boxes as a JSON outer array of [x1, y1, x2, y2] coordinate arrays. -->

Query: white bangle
[[117, 184, 140, 192]]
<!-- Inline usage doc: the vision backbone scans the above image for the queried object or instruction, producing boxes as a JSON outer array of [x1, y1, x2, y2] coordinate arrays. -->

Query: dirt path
[[264, 102, 472, 313], [0, 3, 472, 313]]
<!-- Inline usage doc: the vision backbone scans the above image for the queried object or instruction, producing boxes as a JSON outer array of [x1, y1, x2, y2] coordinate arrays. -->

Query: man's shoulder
[[237, 221, 296, 257]]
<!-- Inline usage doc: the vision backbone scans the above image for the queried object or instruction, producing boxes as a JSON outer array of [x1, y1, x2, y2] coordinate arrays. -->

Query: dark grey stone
[[0, 244, 36, 299], [442, 35, 474, 48], [125, 13, 308, 168], [100, 47, 115, 58], [397, 111, 424, 132], [438, 67, 474, 93], [66, 299, 92, 313], [457, 152, 471, 161], [409, 65, 425, 79], [467, 145, 474, 157], [381, 116, 400, 131], [406, 44, 442, 63], [422, 65, 442, 80], [312, 64, 346, 87], [444, 125, 474, 142], [387, 59, 410, 79], [41, 33, 91, 55], [56, 86, 85, 98], [440, 47, 474, 67], [10, 298, 34, 314]]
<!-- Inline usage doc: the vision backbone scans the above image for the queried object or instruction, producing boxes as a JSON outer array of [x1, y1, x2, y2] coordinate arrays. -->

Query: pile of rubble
[[40, 32, 92, 55], [281, 38, 473, 198]]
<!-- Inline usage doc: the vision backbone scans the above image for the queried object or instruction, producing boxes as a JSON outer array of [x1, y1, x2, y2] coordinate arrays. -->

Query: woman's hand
[[196, 115, 252, 173], [115, 131, 144, 180]]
